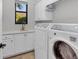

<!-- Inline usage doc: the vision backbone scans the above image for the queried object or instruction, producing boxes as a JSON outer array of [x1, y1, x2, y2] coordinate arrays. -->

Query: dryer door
[[53, 41, 77, 59], [49, 38, 78, 59]]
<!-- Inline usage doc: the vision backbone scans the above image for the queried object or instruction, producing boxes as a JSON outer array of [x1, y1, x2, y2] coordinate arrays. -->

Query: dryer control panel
[[49, 23, 78, 33]]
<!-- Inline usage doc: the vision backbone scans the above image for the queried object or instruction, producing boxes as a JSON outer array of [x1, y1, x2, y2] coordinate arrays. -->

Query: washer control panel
[[69, 36, 77, 42]]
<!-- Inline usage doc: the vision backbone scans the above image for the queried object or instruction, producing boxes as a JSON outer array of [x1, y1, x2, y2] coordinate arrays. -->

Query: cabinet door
[[35, 30, 48, 59], [14, 34, 25, 54], [3, 35, 15, 57], [24, 33, 34, 51]]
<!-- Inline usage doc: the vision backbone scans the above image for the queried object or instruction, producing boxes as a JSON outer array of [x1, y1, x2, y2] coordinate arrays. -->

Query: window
[[15, 2, 28, 24]]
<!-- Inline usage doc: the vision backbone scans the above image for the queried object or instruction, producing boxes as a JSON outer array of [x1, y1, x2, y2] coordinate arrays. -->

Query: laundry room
[[0, 0, 78, 59]]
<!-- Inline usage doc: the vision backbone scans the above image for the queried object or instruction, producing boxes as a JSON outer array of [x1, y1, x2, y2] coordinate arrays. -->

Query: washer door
[[53, 41, 77, 59]]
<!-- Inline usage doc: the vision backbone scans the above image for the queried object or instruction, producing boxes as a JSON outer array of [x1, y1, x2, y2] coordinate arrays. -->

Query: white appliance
[[48, 24, 78, 59], [35, 23, 78, 59]]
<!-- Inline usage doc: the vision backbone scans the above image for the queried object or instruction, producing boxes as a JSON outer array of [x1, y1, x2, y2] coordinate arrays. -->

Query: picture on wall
[[15, 2, 28, 24]]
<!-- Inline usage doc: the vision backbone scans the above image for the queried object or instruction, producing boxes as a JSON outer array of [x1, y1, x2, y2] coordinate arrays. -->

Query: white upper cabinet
[[35, 0, 58, 21]]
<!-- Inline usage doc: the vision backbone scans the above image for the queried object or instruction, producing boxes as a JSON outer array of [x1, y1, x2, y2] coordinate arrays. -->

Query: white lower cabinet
[[3, 35, 15, 57], [3, 32, 35, 58], [14, 34, 25, 54], [24, 33, 34, 51]]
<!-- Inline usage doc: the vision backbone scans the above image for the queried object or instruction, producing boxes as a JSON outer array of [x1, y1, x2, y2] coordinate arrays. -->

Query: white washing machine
[[48, 24, 78, 59], [35, 23, 78, 59]]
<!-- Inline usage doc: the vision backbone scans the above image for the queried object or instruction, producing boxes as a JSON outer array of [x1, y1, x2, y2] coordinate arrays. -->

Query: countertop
[[3, 30, 35, 35]]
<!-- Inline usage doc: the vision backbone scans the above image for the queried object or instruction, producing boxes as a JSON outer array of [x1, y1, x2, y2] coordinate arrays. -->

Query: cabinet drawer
[[3, 35, 13, 40]]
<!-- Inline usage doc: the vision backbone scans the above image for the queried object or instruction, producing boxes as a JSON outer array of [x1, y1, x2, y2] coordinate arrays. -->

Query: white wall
[[2, 0, 35, 32], [53, 0, 78, 23], [0, 0, 2, 42], [0, 0, 2, 34]]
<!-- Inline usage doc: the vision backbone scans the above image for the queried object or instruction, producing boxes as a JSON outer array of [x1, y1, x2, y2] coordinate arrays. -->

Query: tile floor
[[5, 52, 35, 59]]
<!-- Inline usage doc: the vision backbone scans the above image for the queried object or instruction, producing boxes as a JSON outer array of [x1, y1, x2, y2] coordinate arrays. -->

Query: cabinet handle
[[5, 37, 8, 39], [0, 43, 6, 48], [5, 37, 12, 39], [11, 40, 13, 42]]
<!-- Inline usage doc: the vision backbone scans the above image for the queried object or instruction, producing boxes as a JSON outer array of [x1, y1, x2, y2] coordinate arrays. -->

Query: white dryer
[[48, 24, 78, 59]]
